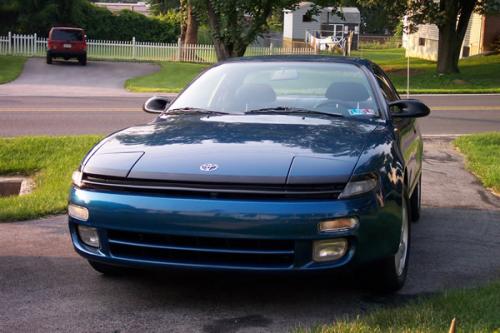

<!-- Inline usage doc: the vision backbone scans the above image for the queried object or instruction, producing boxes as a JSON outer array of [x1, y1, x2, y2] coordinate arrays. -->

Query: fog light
[[68, 204, 89, 221], [78, 225, 100, 248], [313, 239, 348, 262], [319, 217, 358, 232]]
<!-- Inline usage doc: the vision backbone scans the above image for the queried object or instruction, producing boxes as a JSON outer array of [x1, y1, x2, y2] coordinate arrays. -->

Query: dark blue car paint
[[69, 56, 424, 272]]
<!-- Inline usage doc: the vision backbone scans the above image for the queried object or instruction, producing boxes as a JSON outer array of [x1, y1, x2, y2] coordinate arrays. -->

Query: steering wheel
[[314, 99, 352, 116]]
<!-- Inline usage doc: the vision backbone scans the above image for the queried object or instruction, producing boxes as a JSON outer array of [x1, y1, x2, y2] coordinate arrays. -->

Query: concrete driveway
[[0, 58, 159, 97], [0, 138, 499, 332]]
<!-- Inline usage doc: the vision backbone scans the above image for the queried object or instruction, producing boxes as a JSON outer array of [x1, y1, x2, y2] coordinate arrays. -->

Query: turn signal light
[[319, 217, 358, 232], [68, 204, 89, 221]]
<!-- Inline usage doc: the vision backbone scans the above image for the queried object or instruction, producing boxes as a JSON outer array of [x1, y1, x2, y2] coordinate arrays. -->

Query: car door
[[372, 65, 421, 196]]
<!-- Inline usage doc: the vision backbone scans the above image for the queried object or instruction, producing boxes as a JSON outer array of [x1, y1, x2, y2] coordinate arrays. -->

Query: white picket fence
[[0, 32, 317, 63]]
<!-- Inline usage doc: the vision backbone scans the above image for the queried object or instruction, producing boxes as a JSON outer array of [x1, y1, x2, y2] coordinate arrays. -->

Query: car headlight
[[339, 174, 378, 199], [72, 170, 83, 187]]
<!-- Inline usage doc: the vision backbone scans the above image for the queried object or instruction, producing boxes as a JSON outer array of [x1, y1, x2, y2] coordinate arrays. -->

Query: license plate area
[[63, 44, 72, 48]]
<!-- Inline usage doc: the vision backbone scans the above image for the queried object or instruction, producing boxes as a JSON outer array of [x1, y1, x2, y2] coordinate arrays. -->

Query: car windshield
[[168, 62, 380, 119], [52, 29, 84, 41]]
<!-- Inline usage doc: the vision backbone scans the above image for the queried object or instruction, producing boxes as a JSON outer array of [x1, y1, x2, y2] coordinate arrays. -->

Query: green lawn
[[125, 61, 208, 93], [0, 136, 101, 222], [125, 49, 500, 94], [454, 132, 500, 194], [0, 55, 27, 84], [299, 280, 500, 333], [353, 48, 500, 94]]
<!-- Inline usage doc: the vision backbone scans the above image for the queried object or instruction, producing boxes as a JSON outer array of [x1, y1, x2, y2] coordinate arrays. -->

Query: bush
[[78, 6, 179, 42], [0, 0, 179, 43]]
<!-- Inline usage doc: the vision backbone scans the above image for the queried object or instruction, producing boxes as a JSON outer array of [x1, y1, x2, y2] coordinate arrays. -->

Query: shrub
[[0, 0, 179, 43], [78, 6, 179, 42]]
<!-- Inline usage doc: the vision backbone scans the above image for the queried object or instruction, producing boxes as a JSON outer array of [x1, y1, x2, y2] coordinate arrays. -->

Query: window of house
[[302, 13, 313, 22], [418, 38, 426, 46]]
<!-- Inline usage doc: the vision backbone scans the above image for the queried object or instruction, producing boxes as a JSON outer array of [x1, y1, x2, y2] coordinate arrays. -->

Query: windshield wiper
[[245, 107, 344, 118], [164, 107, 229, 115]]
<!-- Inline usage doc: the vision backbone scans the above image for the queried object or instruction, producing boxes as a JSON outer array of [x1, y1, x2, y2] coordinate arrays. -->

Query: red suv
[[47, 27, 87, 65]]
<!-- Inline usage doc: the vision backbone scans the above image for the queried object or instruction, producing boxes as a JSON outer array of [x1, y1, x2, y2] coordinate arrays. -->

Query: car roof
[[223, 55, 374, 68], [51, 27, 84, 31]]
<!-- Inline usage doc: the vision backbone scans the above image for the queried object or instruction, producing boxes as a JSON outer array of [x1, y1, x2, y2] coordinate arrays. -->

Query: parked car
[[46, 27, 87, 65], [68, 56, 430, 292]]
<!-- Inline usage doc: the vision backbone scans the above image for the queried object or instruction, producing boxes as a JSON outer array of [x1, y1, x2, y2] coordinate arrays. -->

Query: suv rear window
[[51, 29, 84, 41]]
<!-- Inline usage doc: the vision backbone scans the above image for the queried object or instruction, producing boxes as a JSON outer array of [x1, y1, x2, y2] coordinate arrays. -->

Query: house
[[283, 2, 360, 50], [403, 13, 500, 60], [94, 2, 150, 16]]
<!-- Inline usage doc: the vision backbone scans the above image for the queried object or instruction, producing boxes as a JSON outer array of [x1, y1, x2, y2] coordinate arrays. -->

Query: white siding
[[291, 4, 321, 40], [418, 24, 439, 40], [404, 12, 484, 60], [283, 11, 294, 39]]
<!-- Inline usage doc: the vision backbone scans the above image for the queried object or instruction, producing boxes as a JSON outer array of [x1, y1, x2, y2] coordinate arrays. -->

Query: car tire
[[79, 55, 87, 66], [372, 196, 411, 293], [410, 175, 421, 222], [88, 260, 124, 275], [46, 54, 52, 64]]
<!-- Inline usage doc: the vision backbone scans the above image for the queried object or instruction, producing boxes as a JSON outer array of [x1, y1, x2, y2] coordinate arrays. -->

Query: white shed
[[283, 2, 361, 49]]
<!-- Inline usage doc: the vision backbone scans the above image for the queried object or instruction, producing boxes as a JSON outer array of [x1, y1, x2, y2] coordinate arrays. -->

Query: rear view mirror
[[271, 68, 298, 81], [389, 99, 430, 118], [143, 96, 170, 114]]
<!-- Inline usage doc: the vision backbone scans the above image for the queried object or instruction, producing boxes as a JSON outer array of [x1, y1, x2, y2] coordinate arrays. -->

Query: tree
[[147, 0, 179, 15], [191, 0, 316, 60], [179, 0, 198, 45], [386, 0, 500, 74]]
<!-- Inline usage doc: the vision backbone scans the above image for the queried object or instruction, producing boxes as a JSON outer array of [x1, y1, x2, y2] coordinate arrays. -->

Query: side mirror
[[143, 96, 170, 114], [389, 99, 430, 118]]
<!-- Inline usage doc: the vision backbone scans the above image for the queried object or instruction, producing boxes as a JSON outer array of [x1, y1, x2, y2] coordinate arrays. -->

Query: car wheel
[[372, 196, 411, 293], [88, 260, 125, 276], [79, 55, 87, 66], [46, 54, 52, 64]]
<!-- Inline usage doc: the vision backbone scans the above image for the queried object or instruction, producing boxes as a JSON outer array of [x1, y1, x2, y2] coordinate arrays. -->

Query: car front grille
[[107, 230, 296, 269], [81, 174, 344, 200]]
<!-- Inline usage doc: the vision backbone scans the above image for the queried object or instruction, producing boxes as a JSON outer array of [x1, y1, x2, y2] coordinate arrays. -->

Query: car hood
[[83, 114, 378, 184]]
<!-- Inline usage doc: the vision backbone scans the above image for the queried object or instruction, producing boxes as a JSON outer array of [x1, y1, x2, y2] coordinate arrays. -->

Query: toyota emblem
[[200, 163, 218, 172]]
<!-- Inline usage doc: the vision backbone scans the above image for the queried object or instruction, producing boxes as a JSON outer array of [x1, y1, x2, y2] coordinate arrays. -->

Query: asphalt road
[[1, 138, 499, 332], [0, 58, 499, 136], [1, 94, 499, 136]]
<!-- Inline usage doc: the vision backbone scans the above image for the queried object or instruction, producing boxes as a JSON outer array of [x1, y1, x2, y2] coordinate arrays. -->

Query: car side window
[[373, 66, 398, 102]]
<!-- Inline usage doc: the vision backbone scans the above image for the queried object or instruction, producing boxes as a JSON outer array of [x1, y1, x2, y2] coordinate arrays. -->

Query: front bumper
[[69, 187, 402, 272]]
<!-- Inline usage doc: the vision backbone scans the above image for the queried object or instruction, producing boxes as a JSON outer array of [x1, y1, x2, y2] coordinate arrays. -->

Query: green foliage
[[351, 48, 500, 93], [298, 280, 500, 333], [191, 0, 302, 59], [0, 0, 179, 42], [359, 37, 401, 49], [124, 49, 500, 94], [147, 0, 179, 15], [79, 7, 179, 42], [0, 56, 26, 84], [455, 132, 500, 193], [125, 62, 208, 93], [0, 136, 102, 222]]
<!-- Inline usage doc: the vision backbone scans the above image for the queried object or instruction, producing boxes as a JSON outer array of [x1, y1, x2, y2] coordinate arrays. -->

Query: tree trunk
[[436, 0, 476, 74], [206, 1, 231, 61], [179, 0, 187, 44], [184, 4, 198, 45], [437, 26, 461, 73]]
